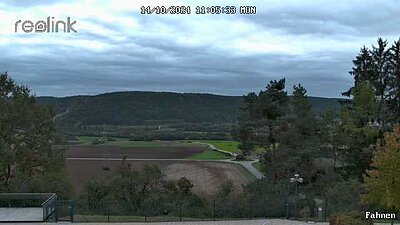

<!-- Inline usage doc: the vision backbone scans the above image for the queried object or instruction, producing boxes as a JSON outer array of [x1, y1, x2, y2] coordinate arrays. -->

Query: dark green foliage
[[37, 92, 341, 130], [0, 72, 71, 197], [338, 82, 380, 179], [218, 180, 234, 199], [237, 78, 366, 218], [325, 180, 363, 213], [245, 178, 290, 217], [329, 211, 373, 225], [345, 38, 400, 129], [237, 79, 289, 155], [83, 160, 201, 216], [38, 92, 242, 125]]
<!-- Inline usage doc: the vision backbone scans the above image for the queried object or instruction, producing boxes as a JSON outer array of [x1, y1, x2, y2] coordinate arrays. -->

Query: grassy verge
[[186, 150, 232, 160], [190, 140, 266, 155], [252, 161, 263, 173]]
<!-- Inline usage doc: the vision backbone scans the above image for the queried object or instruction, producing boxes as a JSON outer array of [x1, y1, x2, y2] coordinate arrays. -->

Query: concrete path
[[0, 207, 43, 221], [227, 159, 265, 179]]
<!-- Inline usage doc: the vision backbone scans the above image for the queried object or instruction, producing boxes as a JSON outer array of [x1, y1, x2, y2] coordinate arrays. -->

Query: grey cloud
[[244, 1, 400, 37], [0, 36, 354, 98], [1, 0, 390, 98]]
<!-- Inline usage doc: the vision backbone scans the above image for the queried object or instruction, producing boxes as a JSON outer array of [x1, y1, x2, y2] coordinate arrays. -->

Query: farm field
[[65, 143, 250, 195], [66, 145, 205, 159], [66, 159, 250, 195], [75, 136, 199, 148]]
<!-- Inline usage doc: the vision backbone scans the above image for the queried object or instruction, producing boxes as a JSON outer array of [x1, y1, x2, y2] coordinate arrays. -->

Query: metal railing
[[0, 193, 57, 222]]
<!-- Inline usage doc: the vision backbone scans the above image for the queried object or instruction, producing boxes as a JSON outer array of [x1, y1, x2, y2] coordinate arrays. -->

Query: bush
[[107, 137, 116, 141], [235, 154, 246, 161], [91, 138, 105, 145], [329, 211, 373, 225]]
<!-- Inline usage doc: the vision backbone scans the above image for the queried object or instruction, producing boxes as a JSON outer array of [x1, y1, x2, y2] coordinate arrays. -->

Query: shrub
[[235, 154, 246, 161], [329, 211, 373, 225], [91, 138, 105, 145]]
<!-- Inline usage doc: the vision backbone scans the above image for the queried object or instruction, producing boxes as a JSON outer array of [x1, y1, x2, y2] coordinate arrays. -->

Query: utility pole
[[102, 124, 109, 171]]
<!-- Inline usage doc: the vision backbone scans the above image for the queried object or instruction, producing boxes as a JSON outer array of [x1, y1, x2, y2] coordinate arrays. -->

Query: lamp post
[[290, 173, 303, 220]]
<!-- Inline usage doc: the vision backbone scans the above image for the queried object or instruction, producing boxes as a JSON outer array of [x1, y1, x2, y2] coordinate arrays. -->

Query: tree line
[[236, 38, 400, 218]]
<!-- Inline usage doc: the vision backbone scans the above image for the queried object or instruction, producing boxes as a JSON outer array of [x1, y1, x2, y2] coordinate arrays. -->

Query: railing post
[[70, 200, 75, 223], [55, 198, 58, 222], [213, 200, 216, 221]]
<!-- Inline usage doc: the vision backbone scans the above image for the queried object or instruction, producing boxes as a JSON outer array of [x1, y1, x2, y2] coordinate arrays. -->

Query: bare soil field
[[66, 159, 250, 195], [65, 145, 206, 159], [163, 161, 249, 195]]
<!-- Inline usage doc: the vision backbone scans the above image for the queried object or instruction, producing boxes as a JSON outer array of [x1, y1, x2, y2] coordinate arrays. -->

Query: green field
[[76, 136, 128, 142], [252, 161, 263, 173], [190, 140, 265, 154], [186, 150, 232, 160], [191, 140, 241, 153]]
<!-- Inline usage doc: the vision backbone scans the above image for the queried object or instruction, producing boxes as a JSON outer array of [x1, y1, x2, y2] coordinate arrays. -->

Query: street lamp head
[[290, 173, 303, 183]]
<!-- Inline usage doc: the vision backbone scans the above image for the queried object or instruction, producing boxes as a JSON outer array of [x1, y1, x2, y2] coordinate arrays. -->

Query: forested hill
[[37, 91, 342, 126]]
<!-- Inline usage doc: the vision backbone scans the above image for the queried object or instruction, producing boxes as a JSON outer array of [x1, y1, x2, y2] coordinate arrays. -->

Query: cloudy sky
[[1, 0, 399, 97]]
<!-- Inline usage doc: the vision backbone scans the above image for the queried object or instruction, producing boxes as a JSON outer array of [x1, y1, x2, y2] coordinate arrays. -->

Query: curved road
[[194, 142, 265, 179]]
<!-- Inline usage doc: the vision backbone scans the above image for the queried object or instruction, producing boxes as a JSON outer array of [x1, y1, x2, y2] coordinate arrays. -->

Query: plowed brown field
[[65, 145, 251, 195], [66, 145, 205, 159]]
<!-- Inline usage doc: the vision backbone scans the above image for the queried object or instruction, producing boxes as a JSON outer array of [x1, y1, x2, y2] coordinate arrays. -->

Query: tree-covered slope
[[37, 91, 342, 126]]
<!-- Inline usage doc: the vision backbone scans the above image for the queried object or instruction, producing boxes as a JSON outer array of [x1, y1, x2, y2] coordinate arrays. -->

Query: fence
[[0, 193, 57, 222], [71, 198, 330, 223]]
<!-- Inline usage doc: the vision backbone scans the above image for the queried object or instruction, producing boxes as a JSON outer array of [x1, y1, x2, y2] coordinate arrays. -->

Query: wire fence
[[71, 198, 330, 223]]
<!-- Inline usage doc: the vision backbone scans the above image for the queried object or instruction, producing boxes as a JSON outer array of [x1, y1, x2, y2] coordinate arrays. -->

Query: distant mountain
[[36, 91, 343, 126]]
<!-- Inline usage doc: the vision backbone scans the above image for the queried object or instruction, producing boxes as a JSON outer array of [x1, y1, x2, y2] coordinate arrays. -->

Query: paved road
[[194, 142, 265, 179], [227, 159, 265, 179]]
